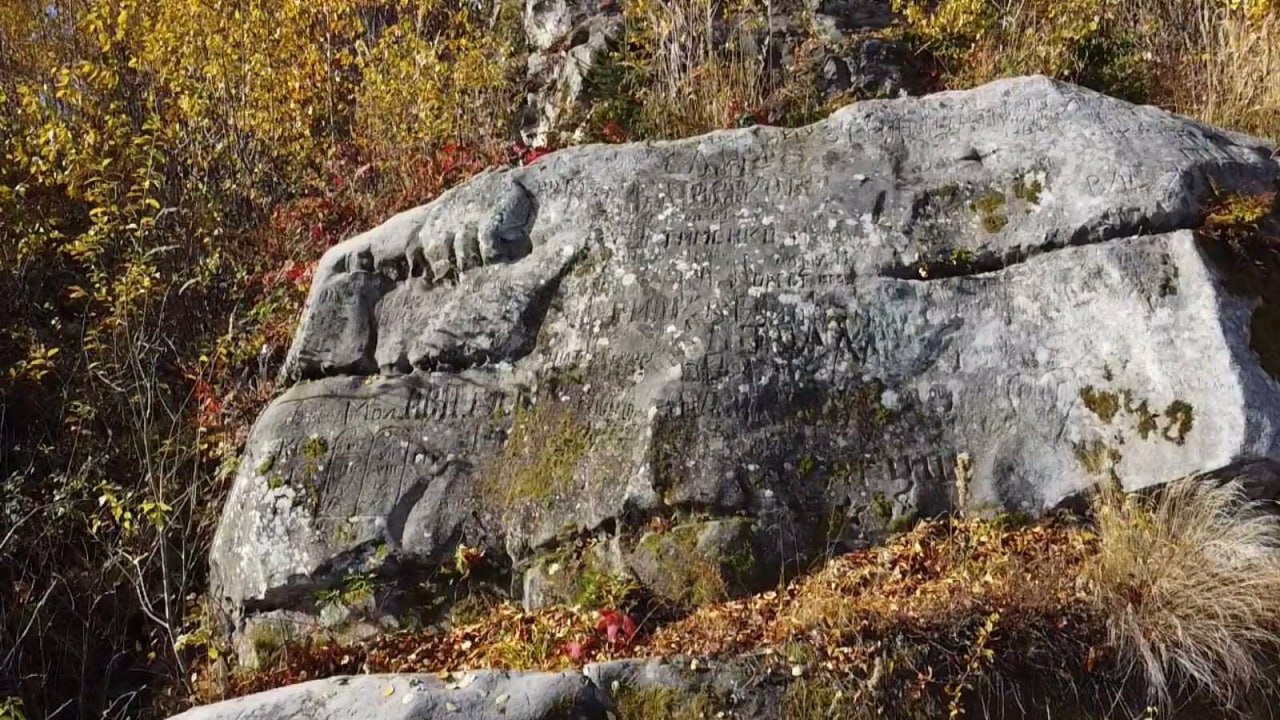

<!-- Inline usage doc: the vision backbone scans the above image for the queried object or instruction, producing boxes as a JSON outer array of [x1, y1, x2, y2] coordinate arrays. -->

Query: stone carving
[[212, 77, 1280, 644]]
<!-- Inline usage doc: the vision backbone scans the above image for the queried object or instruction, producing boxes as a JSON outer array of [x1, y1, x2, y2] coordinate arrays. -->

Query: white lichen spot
[[881, 389, 900, 411]]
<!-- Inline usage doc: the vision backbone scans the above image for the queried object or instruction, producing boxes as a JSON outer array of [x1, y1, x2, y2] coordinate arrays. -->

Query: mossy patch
[[634, 521, 756, 609], [301, 436, 328, 459], [1081, 386, 1197, 446], [612, 685, 718, 720], [485, 399, 594, 512], [1074, 440, 1122, 478], [1079, 386, 1120, 424], [871, 491, 895, 525], [256, 454, 276, 475], [949, 247, 975, 267], [1163, 400, 1195, 445], [934, 181, 963, 204], [1012, 175, 1043, 204], [533, 542, 636, 611], [971, 189, 1009, 234]]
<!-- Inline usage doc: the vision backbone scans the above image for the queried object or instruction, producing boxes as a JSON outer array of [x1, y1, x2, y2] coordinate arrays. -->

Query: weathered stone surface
[[808, 0, 894, 33], [213, 77, 1280, 636], [170, 671, 612, 720], [520, 13, 622, 147], [525, 0, 602, 52], [628, 518, 769, 608], [821, 38, 910, 99], [175, 656, 1273, 719]]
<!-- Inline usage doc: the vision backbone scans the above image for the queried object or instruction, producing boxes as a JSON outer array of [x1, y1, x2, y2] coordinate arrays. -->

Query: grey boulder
[[212, 76, 1280, 640], [170, 671, 612, 720]]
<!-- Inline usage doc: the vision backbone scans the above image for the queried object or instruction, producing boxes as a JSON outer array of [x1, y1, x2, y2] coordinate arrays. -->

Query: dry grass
[[898, 0, 1280, 142], [623, 0, 821, 138], [1086, 480, 1280, 708], [1176, 11, 1280, 141], [1121, 0, 1280, 140]]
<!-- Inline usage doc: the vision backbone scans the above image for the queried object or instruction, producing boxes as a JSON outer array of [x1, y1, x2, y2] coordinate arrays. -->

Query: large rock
[[212, 77, 1280, 637], [171, 671, 612, 720]]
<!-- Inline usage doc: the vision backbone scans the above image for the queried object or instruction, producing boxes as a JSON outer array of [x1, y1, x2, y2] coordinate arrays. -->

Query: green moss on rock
[[486, 399, 593, 511], [1163, 400, 1194, 445], [1079, 386, 1121, 424], [613, 685, 718, 720], [1013, 175, 1043, 204]]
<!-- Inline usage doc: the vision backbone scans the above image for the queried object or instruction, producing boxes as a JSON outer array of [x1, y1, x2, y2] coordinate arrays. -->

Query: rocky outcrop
[[520, 0, 622, 146], [210, 77, 1280, 646], [518, 0, 914, 145], [173, 656, 1267, 719]]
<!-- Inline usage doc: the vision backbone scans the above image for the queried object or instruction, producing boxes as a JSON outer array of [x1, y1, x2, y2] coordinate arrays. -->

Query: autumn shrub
[[0, 1, 521, 717], [1085, 480, 1280, 708], [892, 0, 1150, 100], [354, 0, 520, 194], [893, 0, 1280, 140], [1156, 4, 1280, 140]]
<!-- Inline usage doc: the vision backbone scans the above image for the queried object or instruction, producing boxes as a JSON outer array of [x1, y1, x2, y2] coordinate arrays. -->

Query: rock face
[[171, 671, 613, 720], [520, 1, 622, 146], [211, 77, 1280, 639]]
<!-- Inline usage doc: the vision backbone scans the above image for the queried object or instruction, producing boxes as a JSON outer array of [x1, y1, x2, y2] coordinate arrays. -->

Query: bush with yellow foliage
[[0, 1, 519, 717]]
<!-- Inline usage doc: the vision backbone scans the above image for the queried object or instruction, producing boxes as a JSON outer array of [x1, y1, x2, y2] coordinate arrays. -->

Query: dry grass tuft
[[1086, 480, 1280, 708]]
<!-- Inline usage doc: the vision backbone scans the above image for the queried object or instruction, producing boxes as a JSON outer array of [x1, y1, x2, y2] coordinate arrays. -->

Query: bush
[[581, 0, 823, 141], [1086, 480, 1280, 708], [0, 1, 521, 717], [893, 0, 1280, 140]]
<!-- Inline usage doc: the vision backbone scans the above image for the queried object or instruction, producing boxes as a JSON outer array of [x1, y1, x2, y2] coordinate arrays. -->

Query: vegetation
[[0, 1, 519, 717], [612, 685, 719, 720], [892, 0, 1280, 140], [210, 480, 1280, 716], [485, 399, 594, 511], [1, 0, 1278, 717], [1088, 481, 1280, 707]]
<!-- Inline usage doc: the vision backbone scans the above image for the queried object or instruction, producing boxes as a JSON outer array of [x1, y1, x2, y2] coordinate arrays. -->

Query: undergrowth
[[204, 479, 1280, 717], [1088, 481, 1280, 707]]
